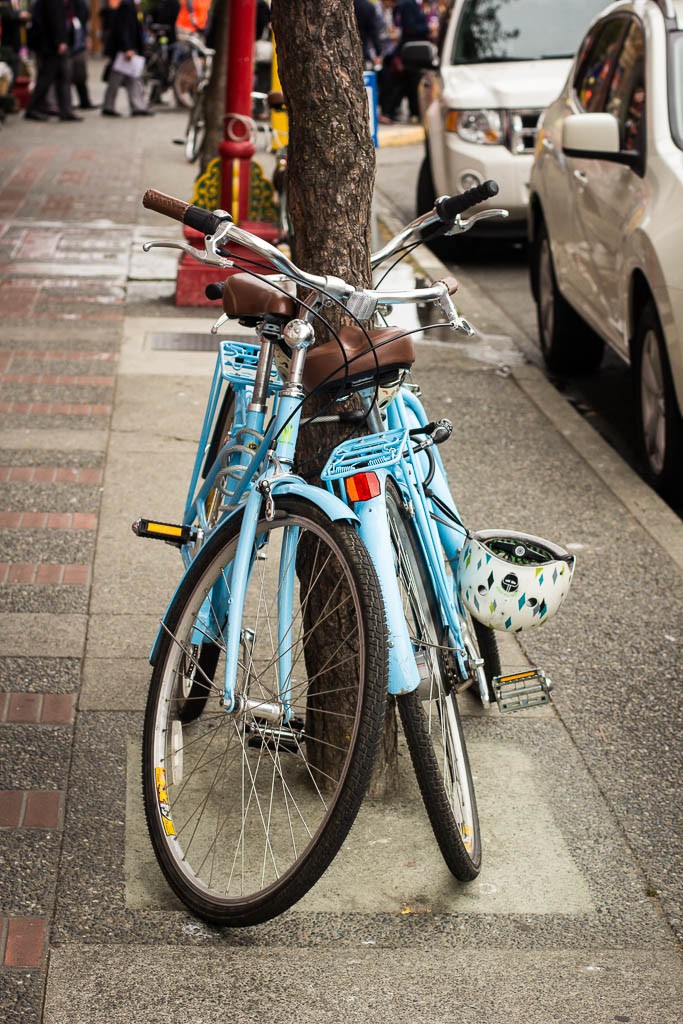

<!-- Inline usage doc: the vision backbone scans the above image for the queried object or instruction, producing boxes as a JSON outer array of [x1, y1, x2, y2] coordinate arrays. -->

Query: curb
[[373, 199, 683, 576], [377, 124, 424, 148]]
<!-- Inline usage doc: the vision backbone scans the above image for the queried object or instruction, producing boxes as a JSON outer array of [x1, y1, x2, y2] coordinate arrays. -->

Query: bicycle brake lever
[[446, 208, 509, 236], [141, 234, 234, 269], [437, 289, 476, 336]]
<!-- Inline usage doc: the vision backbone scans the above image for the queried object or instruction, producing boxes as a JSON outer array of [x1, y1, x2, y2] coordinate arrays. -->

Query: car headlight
[[445, 109, 503, 145]]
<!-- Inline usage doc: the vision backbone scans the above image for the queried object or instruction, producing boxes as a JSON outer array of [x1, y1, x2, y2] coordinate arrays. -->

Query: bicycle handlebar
[[435, 179, 499, 221], [142, 182, 499, 331]]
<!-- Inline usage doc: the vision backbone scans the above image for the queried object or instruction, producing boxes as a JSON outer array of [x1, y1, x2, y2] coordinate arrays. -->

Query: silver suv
[[528, 0, 683, 502], [406, 0, 608, 234]]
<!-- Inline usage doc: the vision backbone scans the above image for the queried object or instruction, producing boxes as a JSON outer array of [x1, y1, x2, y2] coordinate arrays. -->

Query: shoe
[[131, 109, 154, 116], [25, 109, 49, 121], [101, 108, 121, 117], [60, 113, 83, 122], [79, 102, 99, 110]]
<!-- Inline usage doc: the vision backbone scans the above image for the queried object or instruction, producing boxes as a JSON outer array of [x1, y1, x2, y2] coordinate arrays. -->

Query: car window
[[574, 17, 628, 112], [450, 0, 607, 63], [605, 21, 645, 151]]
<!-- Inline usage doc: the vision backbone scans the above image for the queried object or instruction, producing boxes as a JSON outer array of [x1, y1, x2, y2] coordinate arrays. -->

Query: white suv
[[528, 0, 683, 503], [406, 0, 608, 234]]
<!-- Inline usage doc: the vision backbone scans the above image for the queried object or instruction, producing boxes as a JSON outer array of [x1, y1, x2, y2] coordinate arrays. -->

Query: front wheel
[[634, 302, 683, 504], [387, 483, 482, 880], [534, 219, 604, 374], [142, 497, 388, 927]]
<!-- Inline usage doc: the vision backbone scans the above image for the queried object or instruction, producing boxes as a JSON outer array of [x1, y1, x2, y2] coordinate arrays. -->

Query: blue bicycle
[[137, 182, 575, 926]]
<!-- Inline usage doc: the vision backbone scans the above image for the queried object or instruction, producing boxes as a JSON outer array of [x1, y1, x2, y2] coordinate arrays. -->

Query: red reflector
[[345, 471, 381, 502]]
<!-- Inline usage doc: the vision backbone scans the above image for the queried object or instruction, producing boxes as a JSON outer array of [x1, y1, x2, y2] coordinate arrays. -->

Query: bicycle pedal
[[492, 670, 552, 713], [131, 518, 197, 548]]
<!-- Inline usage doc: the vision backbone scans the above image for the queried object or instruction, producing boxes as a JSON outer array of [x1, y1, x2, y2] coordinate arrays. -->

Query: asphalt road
[[375, 141, 681, 517]]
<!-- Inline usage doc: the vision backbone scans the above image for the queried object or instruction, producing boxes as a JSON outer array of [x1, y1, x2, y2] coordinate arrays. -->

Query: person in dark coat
[[353, 0, 382, 66], [24, 0, 82, 121], [101, 0, 152, 116], [70, 0, 94, 109]]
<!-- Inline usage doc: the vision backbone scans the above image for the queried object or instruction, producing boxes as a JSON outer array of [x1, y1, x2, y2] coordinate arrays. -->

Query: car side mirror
[[401, 41, 439, 70], [562, 112, 644, 174]]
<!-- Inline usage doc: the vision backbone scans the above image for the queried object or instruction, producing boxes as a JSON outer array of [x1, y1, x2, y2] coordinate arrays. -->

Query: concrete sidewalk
[[1, 83, 682, 1024]]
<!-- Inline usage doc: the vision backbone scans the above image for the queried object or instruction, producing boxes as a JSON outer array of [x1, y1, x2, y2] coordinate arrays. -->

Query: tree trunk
[[203, 0, 230, 170], [270, 0, 398, 798]]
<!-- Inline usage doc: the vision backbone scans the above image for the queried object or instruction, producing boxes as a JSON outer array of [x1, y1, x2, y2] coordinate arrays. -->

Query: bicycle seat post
[[248, 326, 277, 415]]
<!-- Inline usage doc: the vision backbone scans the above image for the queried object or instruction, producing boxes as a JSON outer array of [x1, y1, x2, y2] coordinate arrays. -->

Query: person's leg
[[25, 54, 57, 117], [55, 54, 79, 119], [102, 69, 123, 114], [126, 73, 152, 114]]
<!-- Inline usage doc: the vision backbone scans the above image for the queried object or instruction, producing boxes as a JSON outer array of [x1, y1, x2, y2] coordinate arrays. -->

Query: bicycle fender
[[353, 490, 420, 695], [268, 477, 359, 524]]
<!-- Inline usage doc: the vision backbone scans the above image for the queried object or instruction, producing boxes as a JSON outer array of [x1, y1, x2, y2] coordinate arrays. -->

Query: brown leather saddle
[[219, 272, 432, 394]]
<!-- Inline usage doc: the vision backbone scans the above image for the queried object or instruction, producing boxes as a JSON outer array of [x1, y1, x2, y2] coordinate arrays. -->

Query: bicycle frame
[[150, 331, 359, 718], [321, 382, 481, 701]]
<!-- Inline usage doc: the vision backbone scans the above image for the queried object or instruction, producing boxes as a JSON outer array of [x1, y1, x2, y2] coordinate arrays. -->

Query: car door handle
[[573, 169, 588, 185]]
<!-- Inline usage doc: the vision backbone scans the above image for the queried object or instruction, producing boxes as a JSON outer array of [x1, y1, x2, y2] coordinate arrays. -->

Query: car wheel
[[534, 220, 604, 374], [634, 302, 683, 503], [416, 151, 436, 215]]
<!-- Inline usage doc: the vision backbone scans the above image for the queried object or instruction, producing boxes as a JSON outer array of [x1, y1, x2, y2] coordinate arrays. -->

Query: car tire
[[416, 151, 436, 215], [634, 302, 683, 503], [534, 219, 604, 375]]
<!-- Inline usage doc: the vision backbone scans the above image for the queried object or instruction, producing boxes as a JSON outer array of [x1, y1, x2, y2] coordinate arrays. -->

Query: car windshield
[[451, 0, 608, 63], [671, 32, 683, 150]]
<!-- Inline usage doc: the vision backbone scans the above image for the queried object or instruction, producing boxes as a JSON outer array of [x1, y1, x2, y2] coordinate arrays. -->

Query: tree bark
[[271, 0, 398, 798]]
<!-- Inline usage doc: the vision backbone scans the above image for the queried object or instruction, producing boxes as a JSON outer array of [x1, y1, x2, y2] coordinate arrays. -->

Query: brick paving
[[0, 115, 126, 1010]]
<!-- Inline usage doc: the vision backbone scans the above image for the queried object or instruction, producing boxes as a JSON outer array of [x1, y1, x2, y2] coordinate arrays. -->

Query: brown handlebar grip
[[142, 189, 190, 223], [438, 275, 460, 295]]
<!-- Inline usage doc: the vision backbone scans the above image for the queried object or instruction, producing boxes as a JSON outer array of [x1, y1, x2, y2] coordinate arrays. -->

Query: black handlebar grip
[[183, 205, 227, 235], [142, 188, 229, 235], [205, 281, 225, 301], [435, 180, 499, 222]]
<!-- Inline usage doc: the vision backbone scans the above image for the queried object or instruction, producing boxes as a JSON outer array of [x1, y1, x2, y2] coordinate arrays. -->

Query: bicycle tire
[[173, 56, 199, 109], [386, 482, 482, 879], [184, 95, 206, 163], [142, 495, 388, 926]]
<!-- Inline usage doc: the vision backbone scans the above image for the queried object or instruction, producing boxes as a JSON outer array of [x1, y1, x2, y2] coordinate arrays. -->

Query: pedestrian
[[253, 0, 271, 97], [390, 0, 429, 121], [101, 0, 152, 117], [174, 0, 209, 43], [24, 0, 82, 121], [353, 0, 382, 68], [70, 0, 94, 109]]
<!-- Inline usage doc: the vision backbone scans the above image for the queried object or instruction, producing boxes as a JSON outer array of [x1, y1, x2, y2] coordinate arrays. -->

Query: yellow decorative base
[[190, 158, 278, 224]]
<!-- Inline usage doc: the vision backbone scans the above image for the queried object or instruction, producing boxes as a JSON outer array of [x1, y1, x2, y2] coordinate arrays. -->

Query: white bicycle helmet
[[458, 530, 576, 632]]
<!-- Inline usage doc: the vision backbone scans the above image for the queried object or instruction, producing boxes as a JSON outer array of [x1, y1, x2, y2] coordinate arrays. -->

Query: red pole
[[219, 0, 257, 223]]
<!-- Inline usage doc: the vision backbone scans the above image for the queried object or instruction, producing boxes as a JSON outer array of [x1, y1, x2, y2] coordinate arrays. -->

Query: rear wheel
[[142, 497, 388, 926], [634, 302, 683, 503], [535, 219, 604, 374], [386, 483, 482, 879]]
